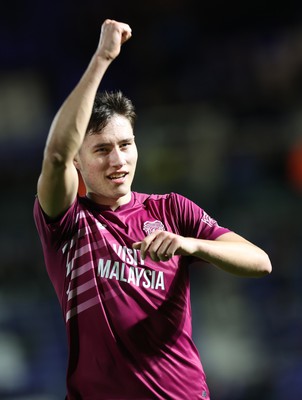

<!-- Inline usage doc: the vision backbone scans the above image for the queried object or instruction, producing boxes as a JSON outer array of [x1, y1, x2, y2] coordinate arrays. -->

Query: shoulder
[[33, 195, 86, 241], [133, 191, 185, 205], [132, 191, 192, 221]]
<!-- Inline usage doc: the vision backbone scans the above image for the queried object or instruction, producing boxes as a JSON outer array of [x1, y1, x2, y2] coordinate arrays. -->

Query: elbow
[[43, 146, 72, 169], [255, 252, 272, 277], [45, 150, 64, 166]]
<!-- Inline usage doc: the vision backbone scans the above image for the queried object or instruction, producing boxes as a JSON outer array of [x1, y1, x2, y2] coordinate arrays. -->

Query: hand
[[96, 19, 132, 61], [132, 231, 195, 262]]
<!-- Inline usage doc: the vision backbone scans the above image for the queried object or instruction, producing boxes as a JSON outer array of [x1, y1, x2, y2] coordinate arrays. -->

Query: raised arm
[[37, 19, 132, 218]]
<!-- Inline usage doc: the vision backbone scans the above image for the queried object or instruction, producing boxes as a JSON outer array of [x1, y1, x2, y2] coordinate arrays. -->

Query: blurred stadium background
[[1, 1, 302, 399]]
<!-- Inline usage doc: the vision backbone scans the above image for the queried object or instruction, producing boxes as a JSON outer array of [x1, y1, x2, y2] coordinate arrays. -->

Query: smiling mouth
[[108, 173, 128, 180]]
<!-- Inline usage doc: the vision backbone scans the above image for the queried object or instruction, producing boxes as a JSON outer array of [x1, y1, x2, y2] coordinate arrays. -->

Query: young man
[[34, 19, 272, 400]]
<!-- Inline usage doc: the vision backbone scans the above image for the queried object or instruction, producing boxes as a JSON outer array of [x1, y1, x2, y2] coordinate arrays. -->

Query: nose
[[108, 147, 126, 167]]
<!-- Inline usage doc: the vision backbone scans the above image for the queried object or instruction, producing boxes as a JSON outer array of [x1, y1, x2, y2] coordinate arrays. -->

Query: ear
[[77, 169, 86, 196], [73, 156, 80, 170]]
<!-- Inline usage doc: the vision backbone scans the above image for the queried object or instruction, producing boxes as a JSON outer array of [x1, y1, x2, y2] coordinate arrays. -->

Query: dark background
[[1, 1, 302, 399]]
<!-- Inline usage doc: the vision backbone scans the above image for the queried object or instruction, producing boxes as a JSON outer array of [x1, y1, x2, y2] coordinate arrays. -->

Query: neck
[[86, 191, 132, 210]]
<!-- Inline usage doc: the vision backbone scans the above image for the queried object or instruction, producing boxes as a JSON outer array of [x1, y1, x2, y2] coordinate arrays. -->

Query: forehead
[[86, 115, 134, 144]]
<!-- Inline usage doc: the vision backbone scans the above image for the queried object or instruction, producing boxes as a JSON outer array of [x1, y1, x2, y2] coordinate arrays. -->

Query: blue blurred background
[[1, 1, 302, 399]]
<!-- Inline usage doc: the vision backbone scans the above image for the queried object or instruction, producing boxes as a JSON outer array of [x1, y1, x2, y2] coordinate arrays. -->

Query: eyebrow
[[92, 137, 135, 149]]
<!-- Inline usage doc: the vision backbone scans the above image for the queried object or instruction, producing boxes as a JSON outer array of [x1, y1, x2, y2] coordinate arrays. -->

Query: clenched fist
[[133, 231, 196, 262], [96, 19, 132, 61]]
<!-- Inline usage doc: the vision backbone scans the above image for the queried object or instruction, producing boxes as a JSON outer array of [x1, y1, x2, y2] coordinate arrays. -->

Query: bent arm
[[191, 232, 272, 277], [133, 231, 272, 277], [37, 20, 132, 218]]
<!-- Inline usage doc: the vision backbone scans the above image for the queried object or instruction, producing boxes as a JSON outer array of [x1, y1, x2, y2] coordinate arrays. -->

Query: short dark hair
[[86, 90, 136, 135]]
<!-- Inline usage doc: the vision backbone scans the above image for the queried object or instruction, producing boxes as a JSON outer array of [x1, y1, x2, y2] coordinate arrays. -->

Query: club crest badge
[[143, 220, 165, 235]]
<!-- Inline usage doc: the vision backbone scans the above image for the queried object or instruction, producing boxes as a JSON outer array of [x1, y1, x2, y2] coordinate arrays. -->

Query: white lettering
[[120, 262, 127, 282], [134, 267, 144, 286], [126, 247, 136, 265], [109, 261, 120, 280], [155, 271, 165, 290], [98, 259, 111, 278], [112, 244, 126, 260], [128, 266, 136, 285], [97, 259, 165, 291], [112, 243, 145, 266], [150, 270, 155, 289], [142, 269, 151, 288]]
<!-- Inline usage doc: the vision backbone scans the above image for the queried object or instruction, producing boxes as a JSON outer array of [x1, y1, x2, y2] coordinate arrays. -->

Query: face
[[74, 115, 138, 209]]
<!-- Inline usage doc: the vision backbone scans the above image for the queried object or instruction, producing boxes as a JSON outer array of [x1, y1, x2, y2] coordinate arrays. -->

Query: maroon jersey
[[33, 192, 230, 400]]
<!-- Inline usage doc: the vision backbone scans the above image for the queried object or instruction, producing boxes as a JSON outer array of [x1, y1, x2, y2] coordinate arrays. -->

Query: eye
[[120, 142, 132, 149], [96, 147, 108, 154]]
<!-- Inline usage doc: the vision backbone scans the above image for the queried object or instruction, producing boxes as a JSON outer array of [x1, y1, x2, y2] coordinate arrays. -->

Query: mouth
[[107, 172, 128, 182]]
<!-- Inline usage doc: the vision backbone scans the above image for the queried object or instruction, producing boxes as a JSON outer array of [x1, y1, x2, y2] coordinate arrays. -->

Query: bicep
[[215, 231, 254, 245], [37, 156, 79, 219], [215, 231, 264, 254]]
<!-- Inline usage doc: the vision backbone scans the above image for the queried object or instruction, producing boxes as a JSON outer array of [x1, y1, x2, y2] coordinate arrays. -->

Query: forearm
[[191, 235, 272, 277], [133, 230, 272, 277], [45, 54, 111, 162], [43, 19, 132, 164]]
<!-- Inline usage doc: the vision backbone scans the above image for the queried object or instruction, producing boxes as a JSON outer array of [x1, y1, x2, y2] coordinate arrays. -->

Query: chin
[[111, 187, 131, 199]]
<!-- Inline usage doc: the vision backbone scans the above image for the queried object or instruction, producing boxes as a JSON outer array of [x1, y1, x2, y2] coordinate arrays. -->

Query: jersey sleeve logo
[[143, 220, 165, 235], [201, 211, 218, 227]]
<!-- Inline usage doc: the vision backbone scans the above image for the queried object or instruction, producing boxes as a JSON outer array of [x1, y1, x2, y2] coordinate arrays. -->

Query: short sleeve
[[170, 193, 231, 240]]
